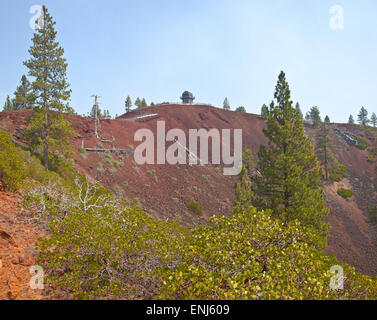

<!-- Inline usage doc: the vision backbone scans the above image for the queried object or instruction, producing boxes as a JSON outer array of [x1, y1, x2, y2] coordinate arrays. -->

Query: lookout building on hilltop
[[180, 91, 195, 104]]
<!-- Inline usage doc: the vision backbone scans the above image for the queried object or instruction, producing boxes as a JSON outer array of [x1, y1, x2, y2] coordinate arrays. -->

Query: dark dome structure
[[180, 91, 195, 104]]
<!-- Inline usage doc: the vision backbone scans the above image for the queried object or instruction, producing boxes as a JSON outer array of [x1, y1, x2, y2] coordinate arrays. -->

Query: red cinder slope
[[1, 105, 376, 275]]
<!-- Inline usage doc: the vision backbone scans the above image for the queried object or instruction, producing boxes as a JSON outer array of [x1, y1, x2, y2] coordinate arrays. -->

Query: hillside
[[1, 105, 377, 276]]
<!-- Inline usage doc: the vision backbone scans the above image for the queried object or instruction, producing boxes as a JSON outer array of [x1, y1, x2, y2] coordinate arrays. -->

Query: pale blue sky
[[1, 0, 377, 122]]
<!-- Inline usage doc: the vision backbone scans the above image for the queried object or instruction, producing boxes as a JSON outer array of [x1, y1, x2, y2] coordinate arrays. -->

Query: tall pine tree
[[223, 97, 230, 110], [252, 71, 329, 248], [13, 75, 35, 110], [357, 107, 369, 126], [2, 95, 14, 111], [24, 6, 74, 169], [348, 114, 355, 124], [125, 95, 132, 113], [370, 112, 377, 128]]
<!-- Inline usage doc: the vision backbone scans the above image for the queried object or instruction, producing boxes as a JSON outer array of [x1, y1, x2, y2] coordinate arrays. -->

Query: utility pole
[[91, 95, 100, 138]]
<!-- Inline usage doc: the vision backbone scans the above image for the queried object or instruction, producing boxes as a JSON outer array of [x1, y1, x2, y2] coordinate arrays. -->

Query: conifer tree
[[13, 75, 35, 110], [236, 106, 246, 112], [371, 112, 377, 128], [261, 104, 269, 119], [223, 97, 230, 110], [233, 149, 254, 212], [308, 106, 322, 127], [357, 107, 369, 126], [2, 95, 14, 111], [348, 114, 355, 124], [135, 97, 141, 108], [24, 6, 74, 169], [141, 98, 148, 108], [316, 122, 330, 181], [252, 71, 329, 248], [295, 102, 303, 119], [324, 115, 330, 123], [125, 95, 132, 113]]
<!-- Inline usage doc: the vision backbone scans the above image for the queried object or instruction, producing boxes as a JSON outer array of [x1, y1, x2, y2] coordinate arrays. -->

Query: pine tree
[[141, 98, 148, 108], [295, 102, 303, 119], [252, 71, 329, 248], [2, 95, 14, 111], [125, 95, 132, 113], [324, 115, 330, 123], [23, 6, 74, 169], [357, 107, 369, 126], [236, 106, 246, 112], [233, 149, 254, 212], [223, 97, 230, 110], [348, 114, 355, 124], [261, 104, 269, 119], [371, 112, 377, 128], [308, 106, 322, 127], [13, 75, 35, 110], [135, 97, 141, 108], [316, 122, 330, 181]]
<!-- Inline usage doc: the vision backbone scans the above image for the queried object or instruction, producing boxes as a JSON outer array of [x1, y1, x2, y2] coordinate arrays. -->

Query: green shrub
[[329, 163, 348, 182], [0, 130, 26, 190], [337, 188, 353, 200], [108, 168, 117, 175], [146, 169, 156, 176], [97, 163, 105, 174], [187, 199, 203, 216], [113, 185, 123, 197], [78, 146, 85, 153], [355, 136, 369, 150]]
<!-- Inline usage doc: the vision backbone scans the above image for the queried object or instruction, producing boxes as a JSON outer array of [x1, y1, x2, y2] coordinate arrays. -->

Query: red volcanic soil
[[1, 105, 377, 276], [0, 182, 48, 300]]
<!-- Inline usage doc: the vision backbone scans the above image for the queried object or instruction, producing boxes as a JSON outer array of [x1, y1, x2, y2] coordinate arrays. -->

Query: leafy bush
[[0, 130, 26, 190], [187, 199, 203, 216], [22, 172, 377, 300], [337, 188, 353, 200], [158, 207, 377, 300], [355, 136, 369, 150]]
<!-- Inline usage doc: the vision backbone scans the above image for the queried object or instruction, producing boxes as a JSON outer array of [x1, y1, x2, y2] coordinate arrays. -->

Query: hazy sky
[[1, 0, 377, 122]]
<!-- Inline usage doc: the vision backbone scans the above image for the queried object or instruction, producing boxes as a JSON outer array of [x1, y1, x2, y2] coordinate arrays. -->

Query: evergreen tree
[[357, 107, 369, 126], [252, 71, 329, 248], [13, 75, 35, 110], [141, 98, 148, 108], [316, 122, 330, 181], [24, 6, 74, 169], [261, 104, 269, 119], [324, 115, 330, 123], [125, 95, 132, 113], [348, 114, 355, 124], [308, 106, 322, 127], [223, 97, 230, 110], [295, 102, 303, 119], [233, 148, 255, 212], [236, 106, 246, 112], [135, 97, 141, 108], [2, 95, 14, 111], [371, 112, 377, 128]]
